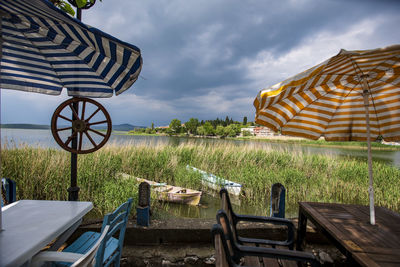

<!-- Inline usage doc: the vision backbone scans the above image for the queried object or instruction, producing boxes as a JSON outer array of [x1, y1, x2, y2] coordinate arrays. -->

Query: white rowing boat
[[186, 165, 242, 196]]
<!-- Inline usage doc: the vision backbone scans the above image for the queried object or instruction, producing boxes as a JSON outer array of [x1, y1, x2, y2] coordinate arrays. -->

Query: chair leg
[[114, 252, 121, 267]]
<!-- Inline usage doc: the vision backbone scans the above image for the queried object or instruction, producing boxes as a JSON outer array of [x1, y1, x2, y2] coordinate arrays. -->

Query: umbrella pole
[[69, 102, 79, 201], [0, 10, 4, 231], [362, 78, 375, 225], [68, 8, 82, 202]]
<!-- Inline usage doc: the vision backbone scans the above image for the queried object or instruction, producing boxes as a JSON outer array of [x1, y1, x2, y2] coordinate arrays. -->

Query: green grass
[[1, 142, 399, 219]]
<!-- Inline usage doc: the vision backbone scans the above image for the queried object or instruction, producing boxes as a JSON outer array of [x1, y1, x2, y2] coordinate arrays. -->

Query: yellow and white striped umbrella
[[253, 44, 400, 225], [254, 44, 400, 142]]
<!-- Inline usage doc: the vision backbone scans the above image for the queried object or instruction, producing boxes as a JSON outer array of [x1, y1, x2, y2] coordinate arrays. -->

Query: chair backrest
[[270, 183, 285, 218], [216, 210, 242, 264], [1, 178, 16, 207], [211, 224, 238, 267], [216, 210, 320, 267], [219, 188, 238, 243], [72, 225, 110, 267], [96, 198, 133, 266]]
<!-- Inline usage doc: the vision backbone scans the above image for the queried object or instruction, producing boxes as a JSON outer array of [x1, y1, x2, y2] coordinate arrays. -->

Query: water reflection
[[160, 192, 299, 219]]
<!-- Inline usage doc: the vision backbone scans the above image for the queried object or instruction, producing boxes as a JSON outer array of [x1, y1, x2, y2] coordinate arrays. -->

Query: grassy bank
[[236, 136, 400, 150], [1, 142, 400, 218]]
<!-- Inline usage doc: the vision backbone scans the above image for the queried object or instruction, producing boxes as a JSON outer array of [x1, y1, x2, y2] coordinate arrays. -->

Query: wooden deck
[[297, 202, 400, 267]]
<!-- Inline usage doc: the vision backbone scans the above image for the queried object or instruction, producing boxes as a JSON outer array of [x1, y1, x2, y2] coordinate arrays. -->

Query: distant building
[[253, 126, 275, 136]]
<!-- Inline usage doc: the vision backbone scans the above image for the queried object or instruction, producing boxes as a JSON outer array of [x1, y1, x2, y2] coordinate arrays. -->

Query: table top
[[0, 200, 93, 267], [299, 202, 400, 267]]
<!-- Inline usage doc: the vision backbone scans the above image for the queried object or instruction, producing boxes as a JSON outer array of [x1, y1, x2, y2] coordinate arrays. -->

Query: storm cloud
[[2, 0, 400, 126]]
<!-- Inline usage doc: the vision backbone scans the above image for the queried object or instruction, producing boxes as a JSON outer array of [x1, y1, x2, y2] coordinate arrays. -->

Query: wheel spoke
[[78, 132, 83, 151], [85, 107, 101, 122], [56, 126, 72, 132], [88, 128, 106, 137], [81, 100, 86, 121], [64, 132, 77, 147], [85, 131, 97, 147], [69, 103, 80, 120], [87, 120, 108, 126], [58, 114, 72, 122]]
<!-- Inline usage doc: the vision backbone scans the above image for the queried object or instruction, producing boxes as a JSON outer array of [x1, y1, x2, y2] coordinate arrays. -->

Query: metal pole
[[77, 8, 82, 21], [362, 77, 375, 225], [0, 10, 4, 231], [69, 101, 79, 201], [68, 7, 82, 201]]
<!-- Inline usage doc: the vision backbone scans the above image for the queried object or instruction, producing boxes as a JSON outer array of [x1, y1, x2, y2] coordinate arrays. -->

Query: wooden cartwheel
[[51, 97, 112, 154]]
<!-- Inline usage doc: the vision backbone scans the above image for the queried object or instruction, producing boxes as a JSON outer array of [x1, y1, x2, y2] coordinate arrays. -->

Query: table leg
[[297, 208, 307, 251], [48, 219, 82, 251]]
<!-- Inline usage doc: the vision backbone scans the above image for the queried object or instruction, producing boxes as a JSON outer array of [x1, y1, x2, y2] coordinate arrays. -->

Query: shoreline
[[119, 131, 400, 151]]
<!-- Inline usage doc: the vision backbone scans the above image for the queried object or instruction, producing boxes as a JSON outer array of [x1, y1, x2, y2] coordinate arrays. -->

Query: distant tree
[[215, 125, 226, 137], [151, 122, 154, 130], [145, 127, 152, 134], [225, 125, 237, 137], [243, 116, 247, 125], [169, 119, 182, 134], [200, 120, 205, 125], [225, 116, 229, 126], [242, 130, 252, 136], [185, 118, 199, 135], [156, 127, 167, 134], [197, 126, 205, 136], [203, 122, 215, 136], [232, 124, 242, 135]]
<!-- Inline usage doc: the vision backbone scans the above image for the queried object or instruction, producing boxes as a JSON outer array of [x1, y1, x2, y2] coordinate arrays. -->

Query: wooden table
[[0, 200, 93, 267], [297, 202, 400, 267]]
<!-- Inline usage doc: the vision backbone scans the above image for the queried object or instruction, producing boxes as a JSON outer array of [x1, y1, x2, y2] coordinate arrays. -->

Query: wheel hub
[[72, 119, 87, 132]]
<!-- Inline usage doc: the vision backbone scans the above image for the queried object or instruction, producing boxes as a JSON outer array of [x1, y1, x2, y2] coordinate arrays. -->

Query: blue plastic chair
[[32, 225, 111, 267], [56, 198, 133, 267], [1, 178, 16, 207]]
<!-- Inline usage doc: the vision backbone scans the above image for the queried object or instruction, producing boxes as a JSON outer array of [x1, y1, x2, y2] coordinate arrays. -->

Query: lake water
[[2, 128, 400, 168], [2, 128, 400, 219]]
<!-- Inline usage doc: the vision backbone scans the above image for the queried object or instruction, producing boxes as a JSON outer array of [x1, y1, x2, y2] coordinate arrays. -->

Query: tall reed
[[1, 141, 399, 217]]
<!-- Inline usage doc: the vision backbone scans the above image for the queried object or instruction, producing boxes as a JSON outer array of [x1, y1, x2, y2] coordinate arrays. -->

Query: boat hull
[[158, 190, 202, 205], [201, 180, 241, 196], [136, 177, 202, 206]]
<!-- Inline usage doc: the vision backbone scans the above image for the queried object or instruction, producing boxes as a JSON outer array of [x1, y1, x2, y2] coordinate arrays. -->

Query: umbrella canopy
[[0, 0, 142, 97], [254, 45, 400, 225], [0, 0, 143, 203]]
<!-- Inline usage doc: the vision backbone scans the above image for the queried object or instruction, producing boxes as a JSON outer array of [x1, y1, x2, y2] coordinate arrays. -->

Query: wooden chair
[[1, 178, 16, 207], [31, 225, 110, 267], [219, 188, 295, 249], [55, 198, 133, 267], [214, 210, 320, 267]]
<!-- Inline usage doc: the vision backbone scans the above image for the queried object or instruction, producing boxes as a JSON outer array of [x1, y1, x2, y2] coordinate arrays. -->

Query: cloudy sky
[[1, 0, 400, 127]]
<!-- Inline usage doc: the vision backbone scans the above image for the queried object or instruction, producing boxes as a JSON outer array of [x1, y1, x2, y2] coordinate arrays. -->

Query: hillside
[[1, 123, 144, 131], [0, 124, 50, 129]]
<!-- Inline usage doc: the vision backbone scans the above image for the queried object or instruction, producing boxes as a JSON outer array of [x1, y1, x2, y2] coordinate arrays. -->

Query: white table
[[0, 200, 93, 267]]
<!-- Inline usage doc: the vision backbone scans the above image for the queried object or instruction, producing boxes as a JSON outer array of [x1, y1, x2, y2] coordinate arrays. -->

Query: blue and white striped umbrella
[[0, 0, 142, 97]]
